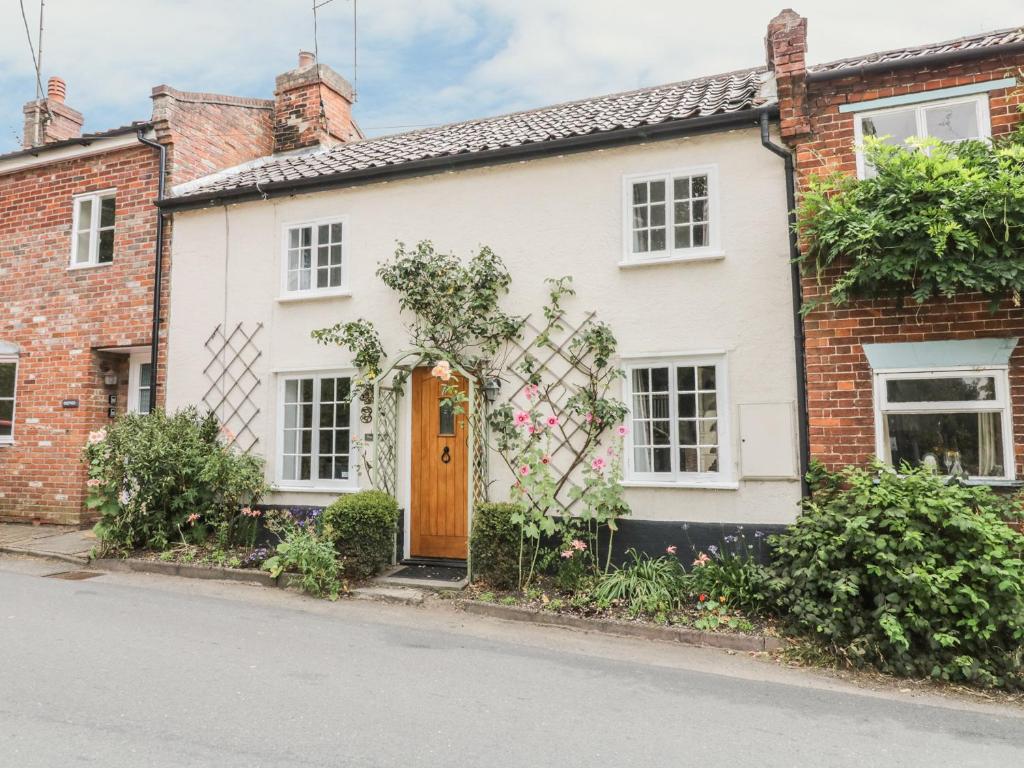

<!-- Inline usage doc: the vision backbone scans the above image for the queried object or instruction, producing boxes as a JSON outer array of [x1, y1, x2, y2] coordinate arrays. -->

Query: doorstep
[[375, 563, 468, 591]]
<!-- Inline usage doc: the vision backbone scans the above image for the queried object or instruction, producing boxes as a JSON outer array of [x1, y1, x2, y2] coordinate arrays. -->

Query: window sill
[[621, 479, 739, 490], [276, 290, 352, 304], [962, 478, 1023, 488], [67, 262, 113, 272], [271, 484, 360, 494], [618, 251, 725, 269]]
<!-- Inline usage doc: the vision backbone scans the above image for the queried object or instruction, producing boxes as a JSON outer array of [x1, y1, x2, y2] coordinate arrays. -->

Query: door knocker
[[441, 446, 451, 464]]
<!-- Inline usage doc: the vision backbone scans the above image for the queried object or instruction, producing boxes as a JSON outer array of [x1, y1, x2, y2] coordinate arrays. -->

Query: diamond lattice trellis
[[202, 322, 263, 452], [499, 310, 602, 513], [370, 383, 400, 497], [469, 382, 488, 505]]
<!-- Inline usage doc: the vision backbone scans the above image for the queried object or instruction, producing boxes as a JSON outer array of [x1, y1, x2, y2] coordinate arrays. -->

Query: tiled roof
[[0, 122, 151, 164], [169, 67, 770, 202], [810, 25, 1024, 75]]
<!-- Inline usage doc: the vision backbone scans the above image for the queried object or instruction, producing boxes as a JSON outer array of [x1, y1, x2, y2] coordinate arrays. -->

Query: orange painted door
[[410, 367, 469, 559]]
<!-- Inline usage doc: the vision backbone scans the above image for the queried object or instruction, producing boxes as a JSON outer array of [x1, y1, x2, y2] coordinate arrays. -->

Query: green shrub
[[470, 502, 522, 589], [321, 491, 399, 580], [83, 408, 266, 554], [593, 548, 687, 616], [263, 515, 342, 599], [770, 463, 1024, 689], [689, 553, 772, 614]]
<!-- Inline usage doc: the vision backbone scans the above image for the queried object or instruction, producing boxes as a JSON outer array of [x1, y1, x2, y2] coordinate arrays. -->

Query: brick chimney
[[765, 9, 810, 142], [22, 76, 85, 148], [273, 51, 358, 153]]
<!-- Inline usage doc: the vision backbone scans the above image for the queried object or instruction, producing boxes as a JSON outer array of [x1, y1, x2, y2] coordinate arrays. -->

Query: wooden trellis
[[499, 310, 602, 513], [370, 383, 400, 497], [202, 322, 263, 452]]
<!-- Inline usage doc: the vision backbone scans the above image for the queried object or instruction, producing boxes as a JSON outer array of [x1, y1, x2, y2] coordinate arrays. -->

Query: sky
[[1, 0, 1022, 154]]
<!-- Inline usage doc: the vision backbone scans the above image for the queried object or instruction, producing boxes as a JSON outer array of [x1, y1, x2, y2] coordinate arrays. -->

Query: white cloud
[[1, 0, 1021, 150]]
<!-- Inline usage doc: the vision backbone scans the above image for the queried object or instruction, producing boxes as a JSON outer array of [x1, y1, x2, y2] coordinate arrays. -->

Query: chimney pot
[[298, 51, 316, 69], [47, 76, 66, 103]]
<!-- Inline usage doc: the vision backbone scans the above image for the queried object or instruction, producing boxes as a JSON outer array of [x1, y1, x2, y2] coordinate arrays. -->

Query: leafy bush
[[689, 552, 773, 614], [83, 408, 266, 554], [470, 502, 522, 589], [263, 514, 342, 599], [321, 491, 399, 580], [770, 463, 1024, 688], [593, 548, 687, 616], [797, 135, 1024, 310]]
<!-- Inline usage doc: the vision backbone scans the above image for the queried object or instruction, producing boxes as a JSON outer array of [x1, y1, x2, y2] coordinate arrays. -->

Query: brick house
[[0, 53, 345, 524], [767, 10, 1024, 483]]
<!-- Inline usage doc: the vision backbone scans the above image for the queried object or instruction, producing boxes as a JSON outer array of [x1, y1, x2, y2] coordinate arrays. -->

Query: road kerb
[[458, 599, 786, 652]]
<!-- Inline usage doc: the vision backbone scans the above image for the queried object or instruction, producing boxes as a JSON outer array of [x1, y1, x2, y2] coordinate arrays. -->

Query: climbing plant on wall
[[797, 129, 1024, 311]]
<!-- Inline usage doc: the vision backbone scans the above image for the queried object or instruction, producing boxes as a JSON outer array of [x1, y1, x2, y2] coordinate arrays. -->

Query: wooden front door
[[410, 367, 469, 559]]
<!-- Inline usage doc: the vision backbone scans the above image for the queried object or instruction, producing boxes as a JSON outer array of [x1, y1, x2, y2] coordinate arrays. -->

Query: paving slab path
[[0, 523, 93, 563]]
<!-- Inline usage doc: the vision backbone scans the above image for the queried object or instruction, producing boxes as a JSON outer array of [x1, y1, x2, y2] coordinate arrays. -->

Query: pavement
[[1, 554, 1021, 768], [0, 522, 94, 563]]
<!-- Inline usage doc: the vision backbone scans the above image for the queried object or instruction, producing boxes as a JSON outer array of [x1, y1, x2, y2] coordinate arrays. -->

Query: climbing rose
[[546, 415, 559, 427], [584, 412, 594, 423], [430, 360, 453, 381], [616, 424, 629, 437], [514, 410, 530, 426], [518, 464, 531, 477], [590, 456, 606, 472]]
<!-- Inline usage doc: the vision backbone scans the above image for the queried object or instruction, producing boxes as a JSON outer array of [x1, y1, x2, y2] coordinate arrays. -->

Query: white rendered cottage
[[160, 54, 805, 562]]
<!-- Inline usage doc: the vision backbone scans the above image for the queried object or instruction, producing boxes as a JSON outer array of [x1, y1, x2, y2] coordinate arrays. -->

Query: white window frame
[[853, 94, 991, 179], [872, 366, 1015, 482], [280, 216, 349, 297], [0, 355, 17, 445], [621, 165, 721, 265], [69, 189, 116, 269], [127, 351, 153, 415], [275, 370, 359, 490], [621, 353, 733, 487]]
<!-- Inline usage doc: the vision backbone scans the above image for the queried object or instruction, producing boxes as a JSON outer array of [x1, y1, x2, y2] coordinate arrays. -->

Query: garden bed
[[461, 580, 779, 639]]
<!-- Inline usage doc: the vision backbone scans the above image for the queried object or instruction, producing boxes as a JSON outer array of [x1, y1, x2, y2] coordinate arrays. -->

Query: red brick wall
[[0, 89, 276, 525], [0, 145, 160, 524], [786, 50, 1024, 472], [150, 87, 275, 187]]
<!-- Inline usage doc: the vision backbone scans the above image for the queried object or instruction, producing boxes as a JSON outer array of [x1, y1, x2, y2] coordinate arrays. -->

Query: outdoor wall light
[[103, 373, 118, 387], [484, 377, 501, 403]]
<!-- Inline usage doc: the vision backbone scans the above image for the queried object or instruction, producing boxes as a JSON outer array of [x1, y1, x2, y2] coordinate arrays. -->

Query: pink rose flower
[[591, 456, 606, 472], [541, 454, 551, 465], [430, 360, 453, 381], [514, 410, 530, 426], [527, 424, 537, 435], [585, 412, 594, 423], [616, 424, 629, 437], [518, 464, 531, 477], [546, 415, 559, 427]]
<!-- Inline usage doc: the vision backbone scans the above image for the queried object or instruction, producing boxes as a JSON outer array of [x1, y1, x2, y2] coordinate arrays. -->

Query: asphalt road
[[1, 557, 1021, 768]]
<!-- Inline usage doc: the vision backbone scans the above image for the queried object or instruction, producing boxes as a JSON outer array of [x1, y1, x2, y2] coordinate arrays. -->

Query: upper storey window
[[70, 190, 116, 268], [282, 218, 347, 295], [854, 95, 991, 178], [622, 166, 720, 264]]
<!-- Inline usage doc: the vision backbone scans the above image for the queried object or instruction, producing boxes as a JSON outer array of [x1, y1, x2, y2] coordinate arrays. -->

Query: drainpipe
[[137, 129, 167, 409], [759, 112, 810, 497]]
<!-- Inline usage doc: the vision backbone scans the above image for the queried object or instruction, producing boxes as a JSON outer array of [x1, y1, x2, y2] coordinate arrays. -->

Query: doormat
[[388, 564, 466, 583], [44, 570, 103, 580]]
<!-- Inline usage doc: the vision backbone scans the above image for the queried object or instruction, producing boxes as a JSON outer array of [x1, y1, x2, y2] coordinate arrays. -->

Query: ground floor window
[[279, 372, 355, 486], [875, 368, 1014, 480], [623, 355, 730, 484], [128, 352, 152, 415], [0, 357, 16, 442]]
